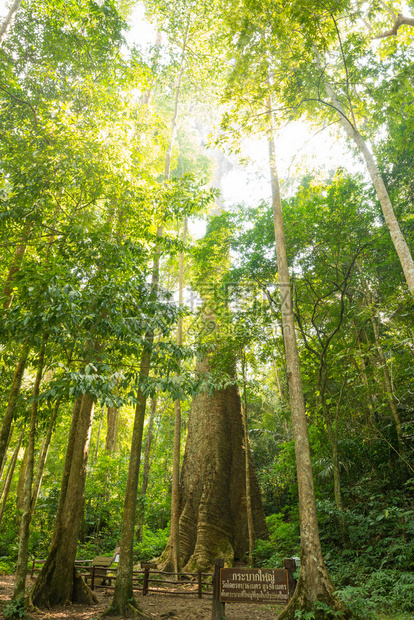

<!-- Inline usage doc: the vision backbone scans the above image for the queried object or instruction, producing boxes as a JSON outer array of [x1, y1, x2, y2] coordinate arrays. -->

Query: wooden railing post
[[143, 566, 150, 596], [284, 558, 297, 599], [141, 562, 157, 596], [91, 564, 96, 591], [30, 559, 36, 578], [211, 558, 225, 620], [198, 571, 202, 599]]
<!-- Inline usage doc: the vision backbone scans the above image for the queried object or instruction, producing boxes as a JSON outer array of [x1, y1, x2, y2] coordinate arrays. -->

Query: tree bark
[[0, 429, 24, 529], [0, 0, 22, 46], [30, 393, 98, 607], [267, 102, 345, 618], [0, 425, 13, 483], [13, 343, 45, 601], [323, 80, 414, 295], [30, 399, 60, 517], [273, 358, 285, 403], [16, 445, 28, 516], [0, 353, 28, 475], [105, 345, 152, 618], [53, 396, 82, 528], [241, 351, 255, 566], [167, 356, 267, 573], [170, 217, 187, 576], [105, 406, 119, 454], [136, 397, 157, 543], [92, 413, 103, 466]]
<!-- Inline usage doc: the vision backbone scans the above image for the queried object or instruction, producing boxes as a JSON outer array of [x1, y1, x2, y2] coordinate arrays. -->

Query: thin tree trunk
[[0, 0, 22, 45], [106, 26, 189, 618], [322, 79, 414, 294], [13, 343, 45, 601], [15, 445, 28, 516], [370, 311, 402, 442], [0, 425, 13, 483], [142, 32, 162, 107], [92, 413, 103, 467], [267, 98, 342, 618], [319, 369, 347, 546], [0, 429, 24, 529], [170, 217, 187, 576], [2, 225, 30, 310], [241, 351, 255, 566], [163, 26, 188, 180], [106, 344, 152, 618], [356, 265, 403, 440], [105, 406, 119, 454], [352, 321, 376, 424], [136, 397, 157, 543], [272, 359, 284, 402], [0, 353, 28, 475]]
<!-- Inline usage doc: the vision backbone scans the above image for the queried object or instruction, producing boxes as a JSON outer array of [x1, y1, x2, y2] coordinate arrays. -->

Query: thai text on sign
[[220, 568, 289, 604]]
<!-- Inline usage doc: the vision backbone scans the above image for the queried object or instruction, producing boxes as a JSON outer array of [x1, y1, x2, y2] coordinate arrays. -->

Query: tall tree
[[267, 104, 345, 618]]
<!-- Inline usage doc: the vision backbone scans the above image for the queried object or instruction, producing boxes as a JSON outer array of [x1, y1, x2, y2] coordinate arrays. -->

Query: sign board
[[220, 568, 289, 604]]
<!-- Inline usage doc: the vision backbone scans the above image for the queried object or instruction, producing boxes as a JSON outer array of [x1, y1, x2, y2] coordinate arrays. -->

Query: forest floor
[[0, 575, 284, 619]]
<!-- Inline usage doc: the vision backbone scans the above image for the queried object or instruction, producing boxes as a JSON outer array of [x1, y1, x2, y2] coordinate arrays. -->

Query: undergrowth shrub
[[253, 512, 299, 567], [335, 570, 414, 618], [133, 526, 169, 562]]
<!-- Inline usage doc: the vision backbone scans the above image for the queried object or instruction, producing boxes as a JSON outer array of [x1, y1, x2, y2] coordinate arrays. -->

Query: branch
[[0, 84, 38, 126], [293, 294, 321, 359], [0, 0, 22, 46], [375, 13, 414, 39], [378, 0, 397, 20], [316, 0, 357, 127]]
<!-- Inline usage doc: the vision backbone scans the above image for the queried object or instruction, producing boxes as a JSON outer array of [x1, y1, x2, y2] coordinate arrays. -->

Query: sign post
[[211, 559, 297, 619], [220, 567, 289, 605], [212, 559, 226, 620]]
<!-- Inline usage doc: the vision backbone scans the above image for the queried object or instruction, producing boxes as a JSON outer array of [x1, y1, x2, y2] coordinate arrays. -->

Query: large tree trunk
[[267, 104, 347, 619], [169, 357, 267, 573], [30, 393, 97, 607], [30, 399, 60, 517]]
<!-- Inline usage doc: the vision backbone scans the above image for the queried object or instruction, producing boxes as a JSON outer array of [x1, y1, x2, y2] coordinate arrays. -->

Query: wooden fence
[[30, 559, 213, 599]]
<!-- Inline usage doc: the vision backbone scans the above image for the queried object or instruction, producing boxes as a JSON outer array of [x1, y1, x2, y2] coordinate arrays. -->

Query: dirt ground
[[0, 575, 284, 620]]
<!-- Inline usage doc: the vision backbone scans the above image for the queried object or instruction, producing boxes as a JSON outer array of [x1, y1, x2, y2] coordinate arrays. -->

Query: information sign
[[220, 568, 289, 604]]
